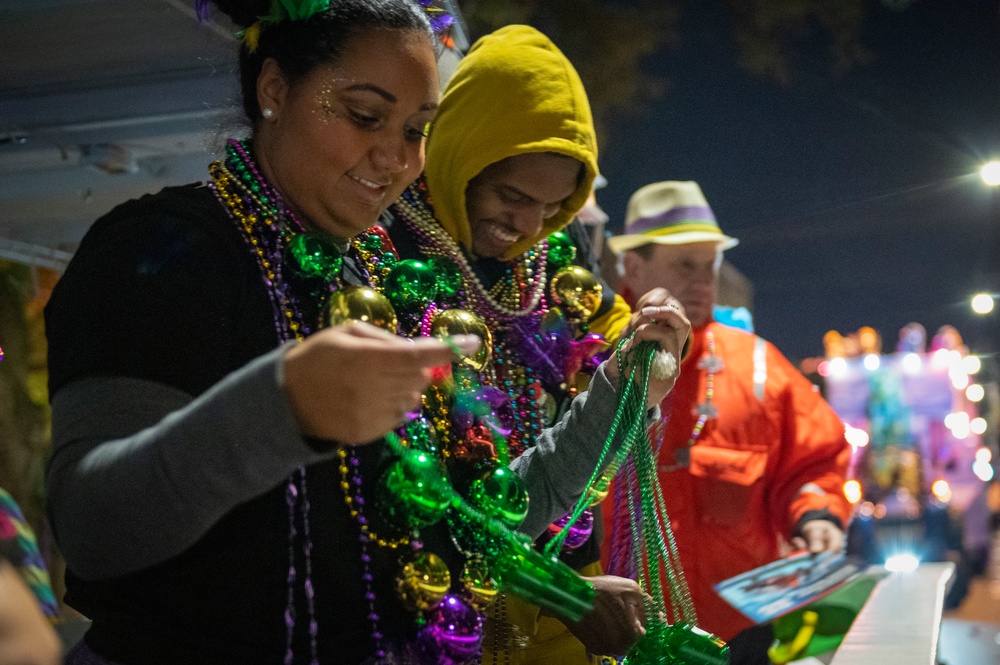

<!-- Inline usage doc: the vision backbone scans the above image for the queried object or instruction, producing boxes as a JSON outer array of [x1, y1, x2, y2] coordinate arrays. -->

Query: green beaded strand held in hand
[[545, 338, 730, 665]]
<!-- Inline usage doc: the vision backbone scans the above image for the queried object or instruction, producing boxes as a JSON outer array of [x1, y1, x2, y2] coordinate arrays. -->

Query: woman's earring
[[262, 107, 275, 120]]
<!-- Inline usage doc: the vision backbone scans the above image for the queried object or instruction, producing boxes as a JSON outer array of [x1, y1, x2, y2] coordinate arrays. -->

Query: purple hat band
[[626, 205, 717, 234]]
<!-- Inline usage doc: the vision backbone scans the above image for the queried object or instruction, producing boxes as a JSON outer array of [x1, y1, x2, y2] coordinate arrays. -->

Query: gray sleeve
[[46, 344, 334, 580], [510, 362, 660, 539]]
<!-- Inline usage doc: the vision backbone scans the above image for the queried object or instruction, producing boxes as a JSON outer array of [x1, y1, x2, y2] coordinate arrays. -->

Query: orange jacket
[[602, 322, 852, 640]]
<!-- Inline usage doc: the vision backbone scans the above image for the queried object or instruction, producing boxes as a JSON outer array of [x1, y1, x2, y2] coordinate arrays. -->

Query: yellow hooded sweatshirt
[[424, 24, 597, 260], [424, 24, 631, 345]]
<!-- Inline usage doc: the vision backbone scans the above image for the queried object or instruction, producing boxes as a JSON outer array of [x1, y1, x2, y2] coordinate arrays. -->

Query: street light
[[982, 161, 1000, 186], [971, 292, 995, 315]]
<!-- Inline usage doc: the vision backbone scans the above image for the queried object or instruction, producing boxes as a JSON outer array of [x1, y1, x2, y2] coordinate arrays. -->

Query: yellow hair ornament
[[242, 22, 262, 53]]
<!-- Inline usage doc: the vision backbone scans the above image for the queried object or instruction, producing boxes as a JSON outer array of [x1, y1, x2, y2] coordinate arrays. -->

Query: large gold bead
[[461, 556, 498, 609], [550, 266, 603, 322], [325, 286, 398, 333], [430, 309, 493, 372], [397, 551, 451, 610]]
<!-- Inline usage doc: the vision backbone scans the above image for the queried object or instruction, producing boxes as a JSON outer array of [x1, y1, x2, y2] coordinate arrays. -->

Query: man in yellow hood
[[385, 24, 643, 664]]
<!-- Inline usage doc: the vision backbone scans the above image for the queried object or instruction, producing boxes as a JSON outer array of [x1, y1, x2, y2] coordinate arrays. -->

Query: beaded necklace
[[209, 138, 400, 665], [210, 144, 607, 664], [655, 329, 722, 472], [393, 179, 562, 456], [394, 179, 550, 323]]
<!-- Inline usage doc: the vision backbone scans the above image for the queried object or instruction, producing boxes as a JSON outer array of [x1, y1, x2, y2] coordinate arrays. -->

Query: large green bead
[[286, 233, 343, 278], [380, 453, 452, 528], [546, 230, 577, 270], [360, 233, 383, 252], [429, 257, 463, 299], [397, 551, 451, 610], [384, 259, 439, 311], [401, 416, 439, 454], [467, 467, 528, 529]]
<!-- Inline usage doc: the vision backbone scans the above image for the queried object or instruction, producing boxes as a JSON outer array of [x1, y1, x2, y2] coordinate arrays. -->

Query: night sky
[[597, 0, 1000, 361]]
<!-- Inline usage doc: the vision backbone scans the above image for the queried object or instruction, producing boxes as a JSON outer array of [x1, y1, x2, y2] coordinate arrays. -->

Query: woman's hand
[[605, 288, 691, 408], [282, 322, 479, 445]]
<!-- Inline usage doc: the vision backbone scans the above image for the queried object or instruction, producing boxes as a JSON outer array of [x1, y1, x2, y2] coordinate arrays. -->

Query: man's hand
[[560, 575, 650, 657], [791, 519, 845, 554], [605, 288, 691, 407]]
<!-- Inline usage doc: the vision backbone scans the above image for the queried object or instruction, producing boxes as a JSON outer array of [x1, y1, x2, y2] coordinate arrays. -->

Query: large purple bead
[[547, 509, 594, 551], [412, 595, 483, 665]]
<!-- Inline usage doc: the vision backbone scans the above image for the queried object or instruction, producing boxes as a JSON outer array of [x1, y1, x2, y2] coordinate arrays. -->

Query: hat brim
[[607, 231, 739, 253]]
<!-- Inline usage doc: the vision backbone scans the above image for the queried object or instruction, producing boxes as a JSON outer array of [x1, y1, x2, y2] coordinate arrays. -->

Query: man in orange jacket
[[603, 181, 852, 665]]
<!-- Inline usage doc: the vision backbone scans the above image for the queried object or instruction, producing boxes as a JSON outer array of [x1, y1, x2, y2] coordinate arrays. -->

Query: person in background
[[0, 488, 60, 665], [604, 180, 852, 665]]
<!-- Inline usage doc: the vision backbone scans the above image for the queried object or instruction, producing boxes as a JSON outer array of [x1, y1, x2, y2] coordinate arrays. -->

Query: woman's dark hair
[[210, 0, 434, 123]]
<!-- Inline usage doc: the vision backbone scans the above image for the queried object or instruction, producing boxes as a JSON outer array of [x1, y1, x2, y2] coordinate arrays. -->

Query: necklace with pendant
[[657, 329, 722, 471]]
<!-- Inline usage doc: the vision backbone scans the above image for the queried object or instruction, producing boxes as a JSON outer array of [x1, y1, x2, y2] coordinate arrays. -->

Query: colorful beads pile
[[209, 141, 613, 664]]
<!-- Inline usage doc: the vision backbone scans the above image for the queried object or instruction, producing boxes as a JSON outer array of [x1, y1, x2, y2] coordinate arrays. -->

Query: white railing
[[829, 562, 954, 665]]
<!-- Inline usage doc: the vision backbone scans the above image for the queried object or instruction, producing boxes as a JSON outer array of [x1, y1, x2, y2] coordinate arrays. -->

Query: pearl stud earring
[[262, 107, 275, 119]]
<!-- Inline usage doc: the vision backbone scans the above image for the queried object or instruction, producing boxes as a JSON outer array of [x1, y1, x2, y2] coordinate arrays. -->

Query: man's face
[[464, 153, 582, 259], [622, 241, 722, 327]]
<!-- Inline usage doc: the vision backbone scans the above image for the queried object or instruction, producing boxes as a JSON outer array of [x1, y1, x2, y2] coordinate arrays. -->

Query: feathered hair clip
[[195, 0, 454, 52], [419, 0, 455, 36]]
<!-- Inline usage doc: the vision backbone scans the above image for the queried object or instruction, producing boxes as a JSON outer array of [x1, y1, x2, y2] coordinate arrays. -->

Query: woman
[[44, 2, 688, 664]]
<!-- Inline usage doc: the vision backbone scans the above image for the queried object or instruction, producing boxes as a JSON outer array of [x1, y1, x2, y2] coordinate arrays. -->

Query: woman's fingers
[[283, 325, 481, 444]]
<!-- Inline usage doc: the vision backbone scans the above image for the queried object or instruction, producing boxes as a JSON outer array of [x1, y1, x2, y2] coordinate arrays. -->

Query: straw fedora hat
[[606, 181, 739, 253]]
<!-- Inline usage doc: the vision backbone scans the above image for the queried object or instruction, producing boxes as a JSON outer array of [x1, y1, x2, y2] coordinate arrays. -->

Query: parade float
[[801, 323, 994, 568]]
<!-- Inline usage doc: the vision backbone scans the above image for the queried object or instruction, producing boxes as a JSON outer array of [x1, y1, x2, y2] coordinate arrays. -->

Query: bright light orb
[[885, 553, 920, 573], [972, 293, 995, 315], [963, 356, 982, 374], [863, 354, 880, 371], [931, 479, 952, 503], [902, 353, 922, 374], [967, 384, 985, 402], [971, 417, 988, 435], [828, 357, 848, 376], [843, 480, 862, 504], [981, 160, 1000, 186], [973, 459, 994, 483], [844, 425, 870, 448]]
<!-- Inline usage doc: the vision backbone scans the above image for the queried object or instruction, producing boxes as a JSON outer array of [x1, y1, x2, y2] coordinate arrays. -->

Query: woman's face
[[255, 29, 439, 238]]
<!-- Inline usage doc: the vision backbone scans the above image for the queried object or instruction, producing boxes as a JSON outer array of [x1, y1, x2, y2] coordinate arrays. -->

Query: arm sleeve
[[766, 344, 853, 537], [46, 347, 337, 580], [510, 364, 658, 539]]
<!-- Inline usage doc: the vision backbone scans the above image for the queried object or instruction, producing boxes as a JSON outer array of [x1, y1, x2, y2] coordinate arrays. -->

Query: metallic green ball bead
[[468, 467, 529, 529], [546, 230, 577, 270], [384, 259, 439, 311], [429, 257, 463, 299], [361, 233, 383, 252], [383, 453, 452, 527], [286, 233, 343, 278], [402, 417, 439, 454]]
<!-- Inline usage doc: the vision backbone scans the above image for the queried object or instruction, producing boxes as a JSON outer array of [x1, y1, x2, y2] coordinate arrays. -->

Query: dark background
[[596, 0, 1000, 361]]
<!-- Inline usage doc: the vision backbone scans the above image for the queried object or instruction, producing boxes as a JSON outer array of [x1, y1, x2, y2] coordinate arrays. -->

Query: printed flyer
[[714, 551, 868, 623]]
